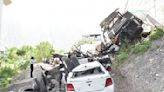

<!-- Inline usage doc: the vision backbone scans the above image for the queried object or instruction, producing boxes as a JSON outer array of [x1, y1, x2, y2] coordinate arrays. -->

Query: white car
[[66, 61, 114, 92]]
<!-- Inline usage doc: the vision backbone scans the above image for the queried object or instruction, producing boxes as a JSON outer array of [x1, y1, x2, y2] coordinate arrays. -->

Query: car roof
[[72, 61, 102, 72]]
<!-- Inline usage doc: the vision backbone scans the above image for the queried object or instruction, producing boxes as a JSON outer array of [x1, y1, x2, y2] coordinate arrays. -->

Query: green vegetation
[[0, 41, 54, 88], [115, 41, 130, 64], [116, 27, 164, 66], [0, 67, 16, 88], [116, 52, 128, 65], [132, 40, 151, 53], [150, 27, 164, 40], [34, 42, 54, 62]]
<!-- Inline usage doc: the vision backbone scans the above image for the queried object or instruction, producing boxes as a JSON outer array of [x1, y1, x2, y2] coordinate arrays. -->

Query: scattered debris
[[1, 8, 160, 92]]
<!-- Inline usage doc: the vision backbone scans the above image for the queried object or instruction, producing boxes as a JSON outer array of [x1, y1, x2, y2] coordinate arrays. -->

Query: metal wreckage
[[98, 9, 152, 55], [1, 9, 151, 92]]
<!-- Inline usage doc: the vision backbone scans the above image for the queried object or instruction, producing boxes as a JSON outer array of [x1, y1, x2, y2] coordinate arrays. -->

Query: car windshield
[[72, 67, 104, 78]]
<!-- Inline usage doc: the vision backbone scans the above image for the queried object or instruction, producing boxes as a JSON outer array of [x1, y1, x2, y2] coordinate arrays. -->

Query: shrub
[[132, 40, 151, 53], [19, 60, 29, 70], [0, 67, 16, 88], [6, 47, 18, 60], [116, 52, 128, 65], [150, 27, 164, 40], [0, 41, 55, 88], [34, 41, 54, 62]]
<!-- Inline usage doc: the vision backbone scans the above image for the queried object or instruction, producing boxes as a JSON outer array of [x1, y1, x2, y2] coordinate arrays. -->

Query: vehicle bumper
[[89, 84, 114, 92], [66, 85, 114, 92]]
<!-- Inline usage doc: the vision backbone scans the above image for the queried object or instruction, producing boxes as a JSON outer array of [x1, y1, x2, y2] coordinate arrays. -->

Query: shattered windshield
[[72, 67, 104, 78]]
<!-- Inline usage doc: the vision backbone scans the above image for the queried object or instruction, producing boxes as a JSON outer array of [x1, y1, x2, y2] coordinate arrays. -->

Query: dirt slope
[[112, 36, 164, 92]]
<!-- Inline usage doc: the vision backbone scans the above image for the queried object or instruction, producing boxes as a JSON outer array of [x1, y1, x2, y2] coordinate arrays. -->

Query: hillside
[[112, 35, 164, 92]]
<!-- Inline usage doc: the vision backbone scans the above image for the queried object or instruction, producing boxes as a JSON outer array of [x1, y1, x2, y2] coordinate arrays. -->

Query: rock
[[135, 75, 139, 78], [155, 73, 159, 77], [43, 65, 62, 92], [4, 78, 39, 92], [1, 63, 62, 92], [30, 66, 48, 92], [145, 80, 149, 84], [149, 58, 153, 62], [4, 65, 48, 92]]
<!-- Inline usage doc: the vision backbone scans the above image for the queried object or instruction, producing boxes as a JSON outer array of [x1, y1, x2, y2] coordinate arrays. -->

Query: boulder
[[2, 65, 48, 92], [2, 78, 39, 92]]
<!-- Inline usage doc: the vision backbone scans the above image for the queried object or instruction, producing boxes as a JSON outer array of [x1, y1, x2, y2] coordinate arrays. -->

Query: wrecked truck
[[100, 9, 143, 44]]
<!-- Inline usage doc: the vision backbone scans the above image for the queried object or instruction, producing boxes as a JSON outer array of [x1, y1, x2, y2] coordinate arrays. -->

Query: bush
[[0, 78, 10, 88], [0, 41, 55, 88], [116, 52, 128, 65], [150, 27, 164, 40], [6, 47, 19, 60], [116, 40, 150, 66], [34, 41, 54, 62], [0, 67, 16, 88], [19, 60, 29, 70], [0, 67, 16, 77], [132, 40, 151, 53]]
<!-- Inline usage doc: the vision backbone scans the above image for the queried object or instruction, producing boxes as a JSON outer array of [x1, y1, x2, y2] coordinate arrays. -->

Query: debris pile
[[0, 9, 154, 92]]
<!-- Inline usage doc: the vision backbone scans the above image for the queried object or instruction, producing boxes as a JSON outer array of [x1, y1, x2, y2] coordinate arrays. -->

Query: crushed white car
[[66, 61, 114, 92]]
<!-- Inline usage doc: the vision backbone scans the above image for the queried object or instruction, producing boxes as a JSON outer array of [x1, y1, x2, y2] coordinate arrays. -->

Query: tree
[[34, 41, 54, 62]]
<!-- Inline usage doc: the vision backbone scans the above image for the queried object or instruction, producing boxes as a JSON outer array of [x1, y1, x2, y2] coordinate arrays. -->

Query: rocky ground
[[112, 36, 164, 92]]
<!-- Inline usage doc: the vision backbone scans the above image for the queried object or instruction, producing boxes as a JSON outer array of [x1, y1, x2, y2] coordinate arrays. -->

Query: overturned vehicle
[[100, 9, 144, 44], [97, 9, 149, 55]]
